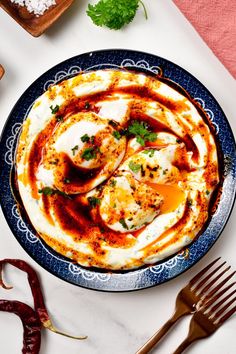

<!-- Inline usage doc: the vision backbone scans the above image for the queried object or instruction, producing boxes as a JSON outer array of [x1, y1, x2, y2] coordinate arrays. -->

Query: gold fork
[[173, 277, 236, 353], [136, 258, 235, 354]]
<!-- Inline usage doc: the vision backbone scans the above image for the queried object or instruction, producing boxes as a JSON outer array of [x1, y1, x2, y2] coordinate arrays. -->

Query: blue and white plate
[[0, 50, 235, 291]]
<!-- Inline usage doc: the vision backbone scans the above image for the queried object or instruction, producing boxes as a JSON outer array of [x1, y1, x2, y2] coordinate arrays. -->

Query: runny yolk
[[146, 183, 185, 213]]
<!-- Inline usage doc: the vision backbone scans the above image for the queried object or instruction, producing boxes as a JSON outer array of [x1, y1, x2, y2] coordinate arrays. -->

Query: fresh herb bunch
[[87, 0, 147, 30]]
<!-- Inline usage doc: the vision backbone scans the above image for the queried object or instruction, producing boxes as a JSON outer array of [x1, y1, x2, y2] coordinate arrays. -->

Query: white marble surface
[[0, 0, 236, 353]]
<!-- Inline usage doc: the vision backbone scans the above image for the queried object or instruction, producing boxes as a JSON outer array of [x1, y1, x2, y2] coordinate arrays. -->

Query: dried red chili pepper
[[0, 299, 41, 354], [0, 259, 87, 340]]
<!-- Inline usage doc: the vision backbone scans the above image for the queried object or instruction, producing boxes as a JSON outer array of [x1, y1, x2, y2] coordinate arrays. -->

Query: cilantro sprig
[[87, 0, 147, 30]]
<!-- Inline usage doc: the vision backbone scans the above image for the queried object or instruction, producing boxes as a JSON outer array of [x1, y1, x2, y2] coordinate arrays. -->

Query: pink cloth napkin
[[173, 0, 236, 79]]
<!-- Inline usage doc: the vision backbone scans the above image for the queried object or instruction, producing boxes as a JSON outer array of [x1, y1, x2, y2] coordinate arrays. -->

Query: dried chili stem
[[0, 299, 41, 354], [0, 259, 87, 340]]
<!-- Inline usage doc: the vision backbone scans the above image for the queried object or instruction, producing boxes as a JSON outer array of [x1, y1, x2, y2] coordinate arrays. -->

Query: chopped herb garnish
[[163, 169, 168, 175], [206, 190, 210, 195], [112, 131, 121, 140], [127, 120, 157, 146], [38, 187, 71, 199], [176, 138, 181, 143], [88, 196, 101, 207], [81, 134, 90, 143], [119, 218, 128, 230], [109, 179, 117, 187], [85, 102, 90, 109], [91, 136, 95, 144], [81, 147, 98, 160], [136, 136, 145, 146], [38, 187, 54, 196], [149, 149, 155, 157], [142, 149, 155, 157], [56, 115, 63, 122], [71, 145, 79, 156], [128, 161, 141, 173], [50, 105, 59, 114]]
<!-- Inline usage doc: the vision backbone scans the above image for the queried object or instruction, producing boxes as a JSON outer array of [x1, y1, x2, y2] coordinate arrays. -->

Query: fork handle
[[172, 337, 194, 354], [172, 316, 207, 354], [136, 310, 187, 354]]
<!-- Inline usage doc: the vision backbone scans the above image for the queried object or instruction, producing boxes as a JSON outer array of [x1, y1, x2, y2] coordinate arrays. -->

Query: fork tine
[[193, 261, 227, 292], [218, 305, 236, 325], [197, 266, 232, 297], [189, 257, 221, 287], [202, 272, 236, 302], [202, 281, 236, 308], [211, 295, 236, 320], [204, 288, 236, 315]]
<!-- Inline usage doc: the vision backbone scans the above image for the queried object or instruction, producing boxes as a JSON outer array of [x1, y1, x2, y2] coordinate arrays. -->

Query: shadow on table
[[45, 0, 87, 38]]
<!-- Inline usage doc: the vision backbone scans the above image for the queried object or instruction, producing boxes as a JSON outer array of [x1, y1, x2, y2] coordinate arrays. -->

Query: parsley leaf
[[87, 0, 147, 30], [112, 131, 121, 140], [81, 147, 99, 160], [119, 218, 128, 230], [128, 161, 141, 173], [71, 145, 79, 156], [88, 196, 101, 208], [136, 136, 145, 146], [50, 105, 59, 114], [142, 149, 155, 157], [128, 120, 157, 146], [81, 134, 90, 143]]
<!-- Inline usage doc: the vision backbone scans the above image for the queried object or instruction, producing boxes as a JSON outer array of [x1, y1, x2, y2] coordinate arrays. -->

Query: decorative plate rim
[[0, 49, 235, 292]]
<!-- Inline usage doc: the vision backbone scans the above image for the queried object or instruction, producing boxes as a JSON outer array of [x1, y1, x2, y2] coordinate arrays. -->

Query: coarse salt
[[11, 0, 56, 17]]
